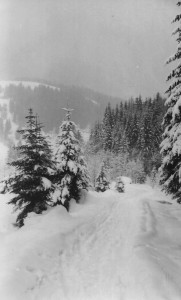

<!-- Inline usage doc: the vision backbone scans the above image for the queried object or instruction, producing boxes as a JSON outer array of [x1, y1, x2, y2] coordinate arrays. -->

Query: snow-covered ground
[[1, 180, 181, 300]]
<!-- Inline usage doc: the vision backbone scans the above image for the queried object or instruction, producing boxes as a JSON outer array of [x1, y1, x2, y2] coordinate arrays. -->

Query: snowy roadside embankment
[[0, 184, 181, 300]]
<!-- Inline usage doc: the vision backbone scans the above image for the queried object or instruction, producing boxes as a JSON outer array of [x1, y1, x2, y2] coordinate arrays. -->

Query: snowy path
[[1, 184, 181, 300]]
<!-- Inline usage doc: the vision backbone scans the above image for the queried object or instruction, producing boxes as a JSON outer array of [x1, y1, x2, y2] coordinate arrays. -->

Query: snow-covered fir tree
[[160, 2, 181, 203], [2, 109, 54, 227], [95, 165, 110, 192], [103, 103, 113, 151], [53, 109, 89, 210], [115, 176, 125, 193]]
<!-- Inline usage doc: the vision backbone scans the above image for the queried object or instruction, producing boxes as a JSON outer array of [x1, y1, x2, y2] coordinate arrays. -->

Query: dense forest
[[87, 93, 166, 184]]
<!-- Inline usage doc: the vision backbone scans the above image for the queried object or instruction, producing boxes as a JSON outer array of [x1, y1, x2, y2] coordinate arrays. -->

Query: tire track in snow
[[54, 192, 141, 300], [5, 185, 181, 300]]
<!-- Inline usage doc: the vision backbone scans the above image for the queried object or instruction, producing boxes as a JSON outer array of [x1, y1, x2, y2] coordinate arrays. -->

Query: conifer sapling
[[95, 165, 110, 192], [53, 108, 89, 210]]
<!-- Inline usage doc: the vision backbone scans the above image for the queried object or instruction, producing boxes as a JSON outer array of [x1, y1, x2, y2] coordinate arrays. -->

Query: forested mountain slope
[[88, 94, 166, 178], [0, 80, 121, 143]]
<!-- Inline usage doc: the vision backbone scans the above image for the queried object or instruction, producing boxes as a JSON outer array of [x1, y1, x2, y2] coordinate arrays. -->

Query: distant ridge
[[0, 79, 123, 144], [0, 80, 60, 91], [10, 77, 125, 99]]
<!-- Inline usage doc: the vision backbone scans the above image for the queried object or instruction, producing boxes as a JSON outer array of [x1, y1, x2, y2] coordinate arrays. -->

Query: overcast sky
[[0, 0, 178, 98]]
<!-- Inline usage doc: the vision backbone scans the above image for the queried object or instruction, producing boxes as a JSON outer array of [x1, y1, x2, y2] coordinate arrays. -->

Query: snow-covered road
[[1, 184, 181, 300]]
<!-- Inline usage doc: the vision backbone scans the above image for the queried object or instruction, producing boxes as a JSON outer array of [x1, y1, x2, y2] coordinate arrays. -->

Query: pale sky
[[0, 0, 178, 98]]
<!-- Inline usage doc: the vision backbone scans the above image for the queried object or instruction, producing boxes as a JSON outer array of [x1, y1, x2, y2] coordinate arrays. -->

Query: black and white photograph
[[0, 0, 181, 299]]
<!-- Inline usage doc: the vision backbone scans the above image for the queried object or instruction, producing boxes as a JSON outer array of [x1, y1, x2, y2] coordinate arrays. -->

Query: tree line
[[87, 93, 166, 181]]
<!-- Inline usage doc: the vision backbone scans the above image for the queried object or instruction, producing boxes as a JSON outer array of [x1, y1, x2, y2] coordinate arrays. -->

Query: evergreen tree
[[129, 114, 139, 151], [53, 109, 89, 210], [2, 109, 54, 227], [152, 94, 164, 151], [95, 165, 110, 192], [160, 2, 181, 202], [89, 122, 104, 153], [103, 103, 113, 151], [115, 176, 125, 193], [135, 96, 143, 114], [141, 112, 154, 173]]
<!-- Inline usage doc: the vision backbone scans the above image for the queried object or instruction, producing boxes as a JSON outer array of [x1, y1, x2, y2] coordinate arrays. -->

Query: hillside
[[0, 80, 121, 143]]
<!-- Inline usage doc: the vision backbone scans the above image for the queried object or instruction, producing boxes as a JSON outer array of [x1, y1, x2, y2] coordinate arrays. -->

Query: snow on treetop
[[62, 137, 76, 145], [47, 167, 54, 175], [41, 177, 52, 190], [62, 186, 69, 202], [34, 165, 40, 171], [22, 174, 31, 179], [67, 160, 78, 174], [61, 175, 71, 185], [60, 120, 76, 128], [51, 188, 61, 204]]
